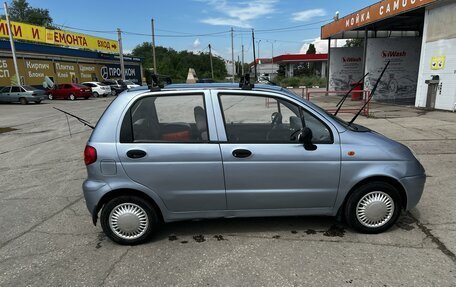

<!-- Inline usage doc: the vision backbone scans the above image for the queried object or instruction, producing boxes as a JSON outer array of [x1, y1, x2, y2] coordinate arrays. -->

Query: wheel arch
[[92, 188, 164, 225], [336, 175, 407, 219]]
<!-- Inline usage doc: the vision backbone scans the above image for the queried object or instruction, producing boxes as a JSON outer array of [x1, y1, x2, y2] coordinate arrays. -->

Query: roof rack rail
[[239, 73, 254, 90], [149, 74, 172, 91]]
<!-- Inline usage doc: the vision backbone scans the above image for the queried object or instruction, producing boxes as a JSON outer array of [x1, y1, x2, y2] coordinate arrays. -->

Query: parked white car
[[82, 82, 112, 97]]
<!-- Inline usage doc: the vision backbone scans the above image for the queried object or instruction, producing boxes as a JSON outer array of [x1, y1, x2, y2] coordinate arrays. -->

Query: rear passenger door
[[116, 91, 226, 212]]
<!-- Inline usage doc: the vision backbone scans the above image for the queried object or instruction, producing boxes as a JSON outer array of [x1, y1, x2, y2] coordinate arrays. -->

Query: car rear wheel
[[48, 94, 53, 100], [345, 182, 401, 233], [100, 196, 159, 245], [93, 92, 99, 98], [19, 97, 28, 105], [68, 94, 75, 101]]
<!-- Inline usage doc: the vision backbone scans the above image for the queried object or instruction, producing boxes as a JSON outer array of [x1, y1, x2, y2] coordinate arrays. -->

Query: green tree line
[[132, 42, 227, 83]]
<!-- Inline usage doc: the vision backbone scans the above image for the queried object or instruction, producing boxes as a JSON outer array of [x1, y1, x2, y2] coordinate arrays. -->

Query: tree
[[344, 39, 364, 47], [1, 0, 53, 27], [306, 44, 316, 54], [132, 42, 227, 83]]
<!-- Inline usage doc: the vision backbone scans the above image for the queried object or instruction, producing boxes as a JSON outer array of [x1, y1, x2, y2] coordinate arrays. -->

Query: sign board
[[329, 47, 364, 91], [0, 57, 142, 87], [0, 20, 119, 53], [365, 37, 422, 104], [321, 0, 436, 39]]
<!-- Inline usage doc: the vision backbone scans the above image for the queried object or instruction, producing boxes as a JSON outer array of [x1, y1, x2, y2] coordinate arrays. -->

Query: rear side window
[[0, 87, 10, 93], [120, 94, 208, 143]]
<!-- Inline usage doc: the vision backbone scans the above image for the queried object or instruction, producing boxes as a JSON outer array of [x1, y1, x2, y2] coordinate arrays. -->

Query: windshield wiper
[[334, 72, 369, 116], [54, 107, 95, 129], [348, 61, 390, 126]]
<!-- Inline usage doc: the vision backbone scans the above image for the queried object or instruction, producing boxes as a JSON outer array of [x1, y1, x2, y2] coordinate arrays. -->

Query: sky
[[29, 0, 378, 61]]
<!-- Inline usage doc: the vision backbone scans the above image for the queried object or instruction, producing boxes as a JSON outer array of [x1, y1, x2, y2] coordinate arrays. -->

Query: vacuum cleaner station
[[322, 0, 456, 111]]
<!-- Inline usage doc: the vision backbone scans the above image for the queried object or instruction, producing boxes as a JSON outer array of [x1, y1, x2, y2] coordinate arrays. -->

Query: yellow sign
[[0, 20, 119, 54], [430, 56, 445, 70]]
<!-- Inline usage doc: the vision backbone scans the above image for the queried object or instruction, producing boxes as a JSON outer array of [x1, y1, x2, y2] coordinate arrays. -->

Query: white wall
[[416, 2, 456, 111]]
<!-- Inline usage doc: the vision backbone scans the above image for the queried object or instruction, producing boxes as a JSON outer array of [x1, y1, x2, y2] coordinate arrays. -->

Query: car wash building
[[0, 20, 144, 88], [322, 0, 456, 111]]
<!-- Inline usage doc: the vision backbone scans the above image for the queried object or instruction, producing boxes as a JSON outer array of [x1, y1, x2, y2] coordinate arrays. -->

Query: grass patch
[[0, 127, 17, 134]]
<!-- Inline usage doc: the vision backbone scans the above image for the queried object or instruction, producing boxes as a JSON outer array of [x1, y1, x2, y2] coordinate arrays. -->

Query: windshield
[[22, 85, 36, 91]]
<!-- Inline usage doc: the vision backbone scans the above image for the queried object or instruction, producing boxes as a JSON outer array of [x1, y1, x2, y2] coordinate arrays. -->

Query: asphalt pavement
[[0, 95, 455, 286]]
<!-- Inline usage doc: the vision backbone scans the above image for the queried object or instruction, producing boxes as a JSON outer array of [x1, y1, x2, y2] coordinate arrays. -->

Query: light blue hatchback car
[[82, 83, 425, 245]]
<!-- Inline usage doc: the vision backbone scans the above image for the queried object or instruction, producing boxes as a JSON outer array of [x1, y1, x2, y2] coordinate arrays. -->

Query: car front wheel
[[48, 94, 53, 100], [100, 196, 159, 245], [345, 182, 401, 233]]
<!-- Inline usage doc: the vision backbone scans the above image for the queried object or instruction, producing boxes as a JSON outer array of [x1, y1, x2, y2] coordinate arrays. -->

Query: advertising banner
[[365, 37, 422, 104], [0, 20, 119, 53], [54, 61, 79, 83], [21, 59, 55, 85], [99, 64, 141, 83], [79, 63, 101, 82], [329, 47, 364, 91]]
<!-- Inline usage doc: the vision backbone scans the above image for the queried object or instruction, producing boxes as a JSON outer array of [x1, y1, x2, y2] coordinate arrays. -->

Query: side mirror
[[298, 127, 317, 151]]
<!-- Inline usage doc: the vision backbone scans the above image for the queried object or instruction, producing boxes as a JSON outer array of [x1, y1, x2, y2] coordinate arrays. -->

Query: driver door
[[215, 92, 341, 211]]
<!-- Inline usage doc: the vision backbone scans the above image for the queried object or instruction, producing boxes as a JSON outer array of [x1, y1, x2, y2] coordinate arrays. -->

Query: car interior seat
[[194, 106, 208, 141]]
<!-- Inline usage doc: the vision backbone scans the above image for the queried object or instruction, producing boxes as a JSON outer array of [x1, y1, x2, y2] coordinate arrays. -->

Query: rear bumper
[[82, 179, 109, 217], [400, 174, 426, 210]]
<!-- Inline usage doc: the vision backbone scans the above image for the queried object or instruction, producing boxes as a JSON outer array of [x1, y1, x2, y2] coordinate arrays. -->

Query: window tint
[[0, 87, 11, 93], [64, 84, 72, 89], [121, 94, 208, 143], [11, 87, 21, 92], [219, 94, 332, 144]]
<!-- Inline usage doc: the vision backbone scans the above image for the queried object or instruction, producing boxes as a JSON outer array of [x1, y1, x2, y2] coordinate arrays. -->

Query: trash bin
[[351, 81, 363, 101]]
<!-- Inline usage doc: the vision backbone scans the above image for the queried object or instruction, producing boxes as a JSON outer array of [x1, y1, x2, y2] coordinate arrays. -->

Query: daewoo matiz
[[82, 82, 425, 245]]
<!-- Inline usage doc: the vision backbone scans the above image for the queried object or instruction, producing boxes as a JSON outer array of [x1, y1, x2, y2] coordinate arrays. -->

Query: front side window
[[121, 94, 208, 143], [11, 87, 21, 93], [219, 94, 332, 143]]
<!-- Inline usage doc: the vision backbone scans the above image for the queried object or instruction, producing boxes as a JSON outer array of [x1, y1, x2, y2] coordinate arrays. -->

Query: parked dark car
[[0, 85, 46, 104], [47, 83, 93, 100], [101, 80, 127, 95]]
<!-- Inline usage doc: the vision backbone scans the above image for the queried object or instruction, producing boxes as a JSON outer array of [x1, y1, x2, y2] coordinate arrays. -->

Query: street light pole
[[117, 28, 126, 81], [151, 18, 157, 74], [3, 2, 21, 85]]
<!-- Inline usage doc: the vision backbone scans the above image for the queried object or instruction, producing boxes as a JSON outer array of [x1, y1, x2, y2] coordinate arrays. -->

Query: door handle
[[127, 149, 147, 159], [232, 149, 252, 158]]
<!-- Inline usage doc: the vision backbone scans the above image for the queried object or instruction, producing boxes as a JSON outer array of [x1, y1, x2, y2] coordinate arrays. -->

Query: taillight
[[84, 145, 97, 165]]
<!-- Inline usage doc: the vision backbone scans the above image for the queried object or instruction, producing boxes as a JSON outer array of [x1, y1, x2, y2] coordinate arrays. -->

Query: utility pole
[[237, 55, 240, 77], [230, 27, 235, 83], [117, 28, 126, 80], [151, 18, 157, 74], [208, 44, 214, 79], [241, 44, 245, 75], [4, 2, 20, 85], [252, 29, 257, 80]]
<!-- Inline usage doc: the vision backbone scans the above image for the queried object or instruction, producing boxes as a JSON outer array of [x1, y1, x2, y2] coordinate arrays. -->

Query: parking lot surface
[[0, 96, 455, 286]]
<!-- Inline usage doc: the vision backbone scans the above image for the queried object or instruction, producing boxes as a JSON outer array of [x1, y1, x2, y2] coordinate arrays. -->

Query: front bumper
[[400, 174, 426, 210]]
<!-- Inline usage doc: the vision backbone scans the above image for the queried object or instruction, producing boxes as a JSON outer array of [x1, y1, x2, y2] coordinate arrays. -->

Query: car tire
[[93, 92, 99, 98], [35, 100, 42, 104], [68, 94, 75, 101], [100, 196, 159, 245], [84, 97, 89, 100], [48, 94, 53, 100], [344, 182, 401, 234], [19, 97, 28, 105]]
